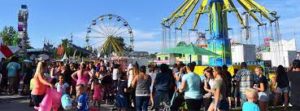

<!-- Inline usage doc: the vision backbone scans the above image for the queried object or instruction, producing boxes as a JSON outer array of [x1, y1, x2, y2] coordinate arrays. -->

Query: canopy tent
[[0, 38, 20, 59], [61, 53, 68, 61], [165, 43, 219, 63], [165, 44, 219, 56]]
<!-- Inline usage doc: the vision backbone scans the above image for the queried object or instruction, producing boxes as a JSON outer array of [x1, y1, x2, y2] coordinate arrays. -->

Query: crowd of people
[[0, 56, 300, 111]]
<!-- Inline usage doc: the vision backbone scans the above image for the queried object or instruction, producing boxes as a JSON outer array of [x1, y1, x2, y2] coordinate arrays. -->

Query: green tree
[[23, 33, 32, 49], [61, 39, 73, 57], [59, 39, 91, 58], [101, 36, 127, 56], [0, 26, 20, 46]]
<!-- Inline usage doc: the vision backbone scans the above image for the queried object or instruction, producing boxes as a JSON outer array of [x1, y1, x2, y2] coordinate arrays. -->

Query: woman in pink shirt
[[71, 62, 90, 85], [31, 62, 53, 110]]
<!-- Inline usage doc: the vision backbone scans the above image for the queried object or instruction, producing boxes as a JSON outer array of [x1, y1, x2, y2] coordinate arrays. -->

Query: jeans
[[154, 91, 169, 109], [136, 96, 150, 111], [8, 77, 18, 94]]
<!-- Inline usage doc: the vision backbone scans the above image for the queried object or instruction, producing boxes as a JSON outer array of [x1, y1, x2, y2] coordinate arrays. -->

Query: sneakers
[[282, 103, 293, 107]]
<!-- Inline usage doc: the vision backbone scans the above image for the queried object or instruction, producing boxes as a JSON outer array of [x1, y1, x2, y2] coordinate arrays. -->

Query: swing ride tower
[[162, 0, 279, 66]]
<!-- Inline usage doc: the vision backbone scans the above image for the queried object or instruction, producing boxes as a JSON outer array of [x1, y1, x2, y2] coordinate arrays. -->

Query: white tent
[[61, 53, 68, 61]]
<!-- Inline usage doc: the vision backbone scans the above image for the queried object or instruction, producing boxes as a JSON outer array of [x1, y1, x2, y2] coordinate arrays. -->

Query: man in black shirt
[[288, 59, 300, 110]]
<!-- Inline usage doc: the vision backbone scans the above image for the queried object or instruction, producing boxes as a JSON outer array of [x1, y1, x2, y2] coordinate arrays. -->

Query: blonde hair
[[245, 88, 258, 100], [33, 62, 46, 78]]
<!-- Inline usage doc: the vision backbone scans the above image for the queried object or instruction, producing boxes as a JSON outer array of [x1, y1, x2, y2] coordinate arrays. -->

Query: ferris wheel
[[86, 14, 134, 52]]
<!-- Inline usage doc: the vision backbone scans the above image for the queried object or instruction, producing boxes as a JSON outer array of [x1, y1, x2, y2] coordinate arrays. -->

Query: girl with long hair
[[254, 66, 269, 111], [274, 65, 289, 108], [131, 66, 151, 111], [31, 62, 53, 110], [71, 62, 90, 86], [203, 67, 214, 111]]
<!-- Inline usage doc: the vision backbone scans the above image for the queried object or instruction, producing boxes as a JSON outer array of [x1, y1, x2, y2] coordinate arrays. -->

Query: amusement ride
[[85, 14, 134, 55], [162, 0, 281, 66]]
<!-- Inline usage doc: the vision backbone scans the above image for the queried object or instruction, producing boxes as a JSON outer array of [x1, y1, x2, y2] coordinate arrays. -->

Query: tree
[[0, 26, 32, 48], [101, 36, 128, 56], [23, 32, 32, 49], [0, 26, 19, 46], [61, 39, 73, 57]]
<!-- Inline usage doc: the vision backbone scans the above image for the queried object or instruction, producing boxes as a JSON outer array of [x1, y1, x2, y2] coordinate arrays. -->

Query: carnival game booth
[[194, 61, 266, 76], [109, 56, 150, 72]]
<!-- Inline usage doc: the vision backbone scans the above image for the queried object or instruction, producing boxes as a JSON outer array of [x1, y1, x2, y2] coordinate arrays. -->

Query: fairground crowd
[[0, 57, 300, 111]]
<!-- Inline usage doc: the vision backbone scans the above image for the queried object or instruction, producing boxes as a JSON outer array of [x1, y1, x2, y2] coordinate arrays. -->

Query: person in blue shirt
[[6, 57, 20, 94], [242, 88, 260, 111], [179, 63, 202, 111], [76, 84, 89, 111]]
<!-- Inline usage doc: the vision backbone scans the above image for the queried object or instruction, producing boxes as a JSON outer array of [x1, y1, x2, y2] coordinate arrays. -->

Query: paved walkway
[[0, 94, 32, 111], [0, 94, 115, 111]]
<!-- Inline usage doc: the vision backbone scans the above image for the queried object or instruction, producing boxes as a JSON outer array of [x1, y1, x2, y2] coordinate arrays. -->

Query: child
[[242, 88, 260, 111], [55, 74, 70, 94], [76, 84, 89, 111], [91, 79, 102, 108], [29, 78, 34, 107], [115, 73, 128, 111]]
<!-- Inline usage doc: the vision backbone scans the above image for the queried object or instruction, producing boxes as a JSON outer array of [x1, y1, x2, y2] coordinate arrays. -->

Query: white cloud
[[278, 16, 300, 35], [133, 29, 160, 41], [55, 28, 164, 52], [134, 41, 161, 53]]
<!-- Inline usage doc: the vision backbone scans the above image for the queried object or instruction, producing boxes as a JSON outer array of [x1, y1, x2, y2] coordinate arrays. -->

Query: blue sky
[[0, 0, 299, 52]]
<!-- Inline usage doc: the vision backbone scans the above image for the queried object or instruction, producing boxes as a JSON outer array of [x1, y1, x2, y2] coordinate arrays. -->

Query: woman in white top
[[127, 64, 134, 88], [147, 64, 157, 108], [203, 67, 215, 111]]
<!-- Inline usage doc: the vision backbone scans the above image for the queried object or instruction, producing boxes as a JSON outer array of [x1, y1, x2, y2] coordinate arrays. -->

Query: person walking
[[288, 59, 300, 110], [170, 63, 186, 111], [148, 64, 157, 108], [31, 62, 53, 110], [203, 67, 214, 111], [71, 62, 90, 86], [274, 65, 289, 108], [179, 63, 202, 111], [208, 67, 229, 111], [131, 66, 152, 111], [253, 66, 269, 111], [153, 64, 172, 110], [234, 62, 255, 105], [222, 65, 232, 108], [6, 57, 21, 94]]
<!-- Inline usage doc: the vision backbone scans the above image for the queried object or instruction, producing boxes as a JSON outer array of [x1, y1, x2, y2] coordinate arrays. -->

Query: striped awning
[[0, 45, 20, 58]]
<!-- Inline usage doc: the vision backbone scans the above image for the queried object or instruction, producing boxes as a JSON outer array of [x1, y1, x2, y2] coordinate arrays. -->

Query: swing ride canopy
[[165, 44, 220, 56], [162, 0, 279, 66], [162, 0, 279, 30]]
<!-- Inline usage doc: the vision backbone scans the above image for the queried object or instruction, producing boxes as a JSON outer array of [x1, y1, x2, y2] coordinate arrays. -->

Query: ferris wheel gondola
[[86, 14, 134, 52]]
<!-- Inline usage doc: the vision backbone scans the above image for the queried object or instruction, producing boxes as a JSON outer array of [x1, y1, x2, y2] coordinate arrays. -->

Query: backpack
[[61, 94, 72, 110]]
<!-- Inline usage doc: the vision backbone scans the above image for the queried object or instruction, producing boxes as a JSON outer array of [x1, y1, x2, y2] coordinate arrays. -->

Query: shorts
[[258, 92, 269, 102], [276, 87, 289, 94], [185, 99, 202, 110], [217, 99, 229, 111], [32, 94, 45, 107]]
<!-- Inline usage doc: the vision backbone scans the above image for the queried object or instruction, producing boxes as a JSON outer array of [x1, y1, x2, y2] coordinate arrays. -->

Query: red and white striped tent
[[0, 38, 20, 58]]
